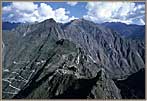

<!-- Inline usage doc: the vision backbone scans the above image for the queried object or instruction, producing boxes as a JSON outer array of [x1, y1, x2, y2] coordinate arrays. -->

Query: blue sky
[[35, 2, 87, 18], [2, 2, 145, 25]]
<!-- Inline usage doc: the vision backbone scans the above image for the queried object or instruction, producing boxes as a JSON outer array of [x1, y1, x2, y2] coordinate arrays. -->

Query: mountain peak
[[41, 18, 56, 24], [70, 19, 82, 24], [70, 18, 90, 23], [38, 18, 58, 29], [66, 18, 96, 27]]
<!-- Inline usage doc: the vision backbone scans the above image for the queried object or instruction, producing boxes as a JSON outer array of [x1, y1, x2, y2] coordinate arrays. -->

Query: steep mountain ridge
[[2, 18, 145, 99], [60, 19, 144, 79]]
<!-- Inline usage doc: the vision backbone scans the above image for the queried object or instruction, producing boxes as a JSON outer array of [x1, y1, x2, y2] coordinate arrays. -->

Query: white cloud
[[67, 2, 78, 6], [2, 2, 76, 23], [12, 2, 38, 12], [83, 2, 145, 25], [55, 8, 69, 22], [38, 3, 54, 17]]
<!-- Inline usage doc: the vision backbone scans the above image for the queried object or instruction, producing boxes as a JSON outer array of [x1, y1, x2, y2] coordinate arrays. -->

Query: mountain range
[[101, 22, 145, 40], [3, 21, 145, 40], [2, 18, 145, 99], [2, 22, 21, 30]]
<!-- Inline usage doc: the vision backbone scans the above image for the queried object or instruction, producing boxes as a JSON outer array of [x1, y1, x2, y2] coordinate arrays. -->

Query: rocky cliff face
[[2, 18, 145, 99], [60, 19, 144, 79]]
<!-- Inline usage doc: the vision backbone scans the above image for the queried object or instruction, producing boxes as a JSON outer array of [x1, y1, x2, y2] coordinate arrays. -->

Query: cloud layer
[[67, 2, 78, 6], [83, 2, 145, 25], [2, 2, 76, 23], [2, 2, 145, 25]]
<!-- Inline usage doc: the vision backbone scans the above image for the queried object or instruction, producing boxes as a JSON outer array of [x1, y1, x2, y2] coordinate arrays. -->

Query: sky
[[2, 1, 145, 25]]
